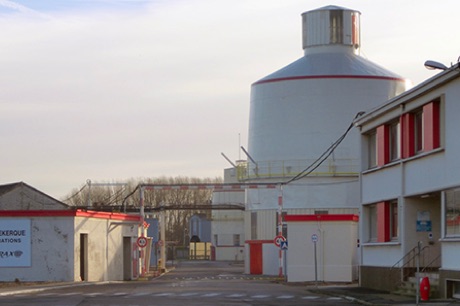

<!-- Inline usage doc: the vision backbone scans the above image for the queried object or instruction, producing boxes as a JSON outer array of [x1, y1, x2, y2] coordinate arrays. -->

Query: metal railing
[[236, 158, 359, 181], [389, 243, 441, 290]]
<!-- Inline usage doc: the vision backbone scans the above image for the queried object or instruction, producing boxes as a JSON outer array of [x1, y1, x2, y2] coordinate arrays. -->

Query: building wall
[[211, 168, 246, 261], [246, 179, 359, 210], [360, 266, 399, 292], [0, 211, 140, 282], [74, 214, 138, 282], [215, 246, 244, 261], [0, 216, 74, 282], [262, 243, 279, 275], [286, 216, 358, 282], [442, 241, 460, 271]]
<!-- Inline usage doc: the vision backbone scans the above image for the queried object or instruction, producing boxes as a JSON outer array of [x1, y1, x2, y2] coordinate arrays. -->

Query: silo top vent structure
[[302, 5, 360, 53]]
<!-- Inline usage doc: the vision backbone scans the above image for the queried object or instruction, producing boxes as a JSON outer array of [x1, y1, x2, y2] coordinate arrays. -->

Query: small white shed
[[285, 214, 359, 282]]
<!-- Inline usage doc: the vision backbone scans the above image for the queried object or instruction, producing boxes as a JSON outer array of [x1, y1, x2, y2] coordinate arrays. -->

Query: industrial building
[[211, 168, 245, 261], [355, 60, 460, 299], [239, 5, 409, 281]]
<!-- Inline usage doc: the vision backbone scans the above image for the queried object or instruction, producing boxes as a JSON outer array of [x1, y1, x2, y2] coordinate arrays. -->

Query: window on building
[[214, 234, 218, 246], [251, 212, 257, 240], [402, 99, 441, 157], [368, 200, 399, 243], [368, 131, 377, 168], [445, 188, 460, 237], [380, 98, 441, 163], [390, 200, 399, 240], [368, 204, 377, 242], [376, 125, 389, 166], [422, 100, 441, 151], [414, 109, 424, 153], [233, 234, 240, 246], [389, 121, 400, 161]]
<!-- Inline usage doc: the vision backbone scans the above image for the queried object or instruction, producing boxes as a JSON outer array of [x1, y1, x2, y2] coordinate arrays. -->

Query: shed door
[[80, 234, 88, 281], [123, 237, 132, 280], [249, 243, 263, 274]]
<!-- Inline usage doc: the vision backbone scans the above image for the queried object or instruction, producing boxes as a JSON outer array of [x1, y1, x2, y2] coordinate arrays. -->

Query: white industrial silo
[[243, 5, 409, 280]]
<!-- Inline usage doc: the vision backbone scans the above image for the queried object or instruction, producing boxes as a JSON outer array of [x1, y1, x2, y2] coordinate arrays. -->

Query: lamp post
[[424, 60, 448, 70]]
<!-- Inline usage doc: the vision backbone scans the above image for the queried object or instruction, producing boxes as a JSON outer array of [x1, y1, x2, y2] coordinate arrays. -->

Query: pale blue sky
[[1, 0, 458, 198]]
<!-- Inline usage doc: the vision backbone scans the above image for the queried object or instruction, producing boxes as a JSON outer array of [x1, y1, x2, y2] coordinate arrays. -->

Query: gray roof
[[0, 181, 69, 210], [254, 52, 405, 85]]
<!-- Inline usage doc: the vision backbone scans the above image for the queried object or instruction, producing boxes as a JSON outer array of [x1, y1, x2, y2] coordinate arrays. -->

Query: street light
[[424, 60, 448, 70]]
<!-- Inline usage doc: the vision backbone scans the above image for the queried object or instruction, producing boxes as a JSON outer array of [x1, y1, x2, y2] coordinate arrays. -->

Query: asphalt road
[[0, 261, 362, 306]]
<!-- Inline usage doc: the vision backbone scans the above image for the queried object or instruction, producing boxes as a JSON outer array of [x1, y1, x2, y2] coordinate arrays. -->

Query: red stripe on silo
[[253, 75, 406, 86]]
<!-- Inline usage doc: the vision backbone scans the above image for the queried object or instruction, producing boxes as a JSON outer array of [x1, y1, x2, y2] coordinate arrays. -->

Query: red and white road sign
[[273, 235, 286, 247], [137, 236, 148, 248]]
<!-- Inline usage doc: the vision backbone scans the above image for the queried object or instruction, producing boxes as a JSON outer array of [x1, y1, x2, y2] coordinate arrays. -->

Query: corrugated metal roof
[[253, 52, 405, 85], [0, 182, 23, 196], [310, 5, 356, 12]]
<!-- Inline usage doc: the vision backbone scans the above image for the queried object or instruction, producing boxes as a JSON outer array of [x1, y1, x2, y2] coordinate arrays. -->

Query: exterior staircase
[[390, 242, 441, 299], [393, 271, 440, 299]]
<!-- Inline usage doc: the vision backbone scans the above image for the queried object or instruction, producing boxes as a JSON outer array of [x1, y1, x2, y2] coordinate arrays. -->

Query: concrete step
[[393, 273, 439, 298]]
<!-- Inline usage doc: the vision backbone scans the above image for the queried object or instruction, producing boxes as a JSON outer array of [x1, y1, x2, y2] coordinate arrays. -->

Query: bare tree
[[61, 176, 222, 245]]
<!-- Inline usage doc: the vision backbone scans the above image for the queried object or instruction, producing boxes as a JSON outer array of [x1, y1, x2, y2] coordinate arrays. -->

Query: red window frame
[[375, 200, 398, 243], [423, 100, 440, 151], [400, 99, 440, 159]]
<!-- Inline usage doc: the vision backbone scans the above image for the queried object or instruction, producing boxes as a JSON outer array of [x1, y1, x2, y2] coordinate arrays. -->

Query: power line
[[284, 111, 364, 185], [62, 184, 87, 203]]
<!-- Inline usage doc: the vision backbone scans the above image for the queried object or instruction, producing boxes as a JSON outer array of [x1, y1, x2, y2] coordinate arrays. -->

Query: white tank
[[246, 5, 408, 179]]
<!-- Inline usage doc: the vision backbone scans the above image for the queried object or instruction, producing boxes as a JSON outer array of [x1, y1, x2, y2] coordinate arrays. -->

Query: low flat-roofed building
[[0, 182, 142, 282]]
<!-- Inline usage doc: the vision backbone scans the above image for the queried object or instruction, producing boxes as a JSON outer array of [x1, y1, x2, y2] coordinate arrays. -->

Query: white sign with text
[[0, 219, 31, 267]]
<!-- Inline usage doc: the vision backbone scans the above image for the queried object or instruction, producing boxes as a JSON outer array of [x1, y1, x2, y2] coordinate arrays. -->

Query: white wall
[[211, 184, 245, 261], [361, 165, 402, 204], [0, 217, 74, 282], [247, 179, 360, 210], [442, 241, 460, 270], [74, 216, 138, 282], [286, 220, 358, 282], [215, 247, 244, 261], [361, 244, 402, 267], [262, 243, 279, 276]]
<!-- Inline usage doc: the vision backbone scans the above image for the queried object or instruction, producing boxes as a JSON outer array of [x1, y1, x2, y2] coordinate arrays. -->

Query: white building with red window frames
[[355, 63, 460, 298]]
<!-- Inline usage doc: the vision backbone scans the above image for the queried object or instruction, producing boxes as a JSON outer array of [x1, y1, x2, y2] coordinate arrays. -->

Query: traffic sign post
[[280, 240, 288, 280], [311, 234, 319, 287]]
